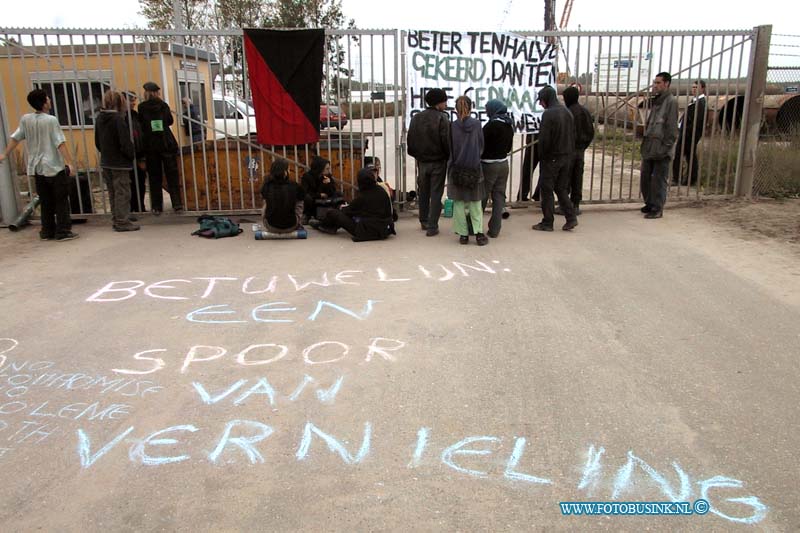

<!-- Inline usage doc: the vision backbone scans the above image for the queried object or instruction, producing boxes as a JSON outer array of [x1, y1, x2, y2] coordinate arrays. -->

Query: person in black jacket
[[407, 88, 450, 236], [126, 92, 147, 215], [311, 168, 395, 242], [137, 81, 183, 215], [481, 99, 514, 238], [95, 89, 139, 232], [182, 97, 204, 144], [672, 79, 706, 186], [261, 158, 305, 233], [558, 86, 595, 215], [532, 86, 578, 232], [301, 155, 342, 221]]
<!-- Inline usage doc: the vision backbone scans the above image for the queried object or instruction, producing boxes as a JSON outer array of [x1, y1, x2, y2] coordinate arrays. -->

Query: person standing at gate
[[95, 89, 139, 232], [449, 95, 487, 246], [557, 86, 594, 216], [126, 91, 147, 216], [0, 89, 78, 241], [138, 81, 183, 215], [672, 79, 706, 186], [532, 86, 578, 232], [640, 72, 678, 219], [481, 99, 514, 238], [407, 88, 450, 236]]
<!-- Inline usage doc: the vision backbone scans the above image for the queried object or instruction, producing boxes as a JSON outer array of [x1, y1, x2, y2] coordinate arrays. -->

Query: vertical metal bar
[[334, 34, 345, 188], [187, 34, 205, 212], [346, 35, 354, 184], [91, 33, 109, 214], [381, 34, 389, 194], [66, 33, 90, 215], [674, 34, 687, 198], [239, 30, 256, 210], [628, 35, 645, 200], [216, 34, 229, 211], [711, 35, 728, 192], [735, 26, 770, 197], [599, 36, 612, 201], [588, 35, 599, 202], [398, 30, 407, 205], [724, 36, 747, 193], [369, 34, 376, 194], [608, 35, 621, 201], [692, 35, 704, 199], [618, 35, 632, 200]]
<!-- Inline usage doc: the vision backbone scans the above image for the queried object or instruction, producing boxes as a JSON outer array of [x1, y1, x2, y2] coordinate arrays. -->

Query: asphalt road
[[0, 206, 797, 531]]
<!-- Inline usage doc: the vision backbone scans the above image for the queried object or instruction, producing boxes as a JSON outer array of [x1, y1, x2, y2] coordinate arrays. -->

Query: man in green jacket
[[640, 72, 678, 219]]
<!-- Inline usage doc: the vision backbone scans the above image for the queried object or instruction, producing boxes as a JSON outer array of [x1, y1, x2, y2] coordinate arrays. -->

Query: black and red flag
[[243, 28, 324, 145]]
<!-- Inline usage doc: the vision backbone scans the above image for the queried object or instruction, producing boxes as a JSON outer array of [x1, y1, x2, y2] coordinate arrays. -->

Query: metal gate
[[0, 26, 764, 218]]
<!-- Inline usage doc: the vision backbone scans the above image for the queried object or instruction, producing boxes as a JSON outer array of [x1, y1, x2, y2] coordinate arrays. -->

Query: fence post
[[734, 25, 772, 197], [0, 83, 20, 225]]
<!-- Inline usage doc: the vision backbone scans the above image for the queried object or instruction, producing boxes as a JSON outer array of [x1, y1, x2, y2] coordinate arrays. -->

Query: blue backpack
[[192, 215, 243, 239]]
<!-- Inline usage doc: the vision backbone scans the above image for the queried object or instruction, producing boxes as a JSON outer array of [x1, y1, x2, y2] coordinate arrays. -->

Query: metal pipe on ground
[[8, 195, 40, 231]]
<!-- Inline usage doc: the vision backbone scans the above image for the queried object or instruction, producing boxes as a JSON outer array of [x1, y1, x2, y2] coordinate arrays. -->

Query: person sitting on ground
[[311, 168, 395, 242], [364, 155, 398, 222], [261, 158, 305, 234], [301, 155, 342, 221]]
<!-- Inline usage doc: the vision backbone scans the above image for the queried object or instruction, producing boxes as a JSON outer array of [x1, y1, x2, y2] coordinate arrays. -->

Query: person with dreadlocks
[[448, 95, 488, 246], [261, 158, 305, 233], [480, 99, 514, 238]]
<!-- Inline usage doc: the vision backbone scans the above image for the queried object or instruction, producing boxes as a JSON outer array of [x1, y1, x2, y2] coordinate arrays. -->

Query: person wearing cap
[[406, 88, 450, 236], [481, 99, 514, 238], [137, 81, 183, 215], [532, 86, 578, 232]]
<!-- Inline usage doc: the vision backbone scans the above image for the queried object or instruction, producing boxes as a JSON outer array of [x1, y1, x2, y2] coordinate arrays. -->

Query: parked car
[[320, 104, 348, 129], [213, 94, 257, 139]]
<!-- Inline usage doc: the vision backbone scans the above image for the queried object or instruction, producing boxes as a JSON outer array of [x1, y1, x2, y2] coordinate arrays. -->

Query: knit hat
[[424, 88, 448, 107]]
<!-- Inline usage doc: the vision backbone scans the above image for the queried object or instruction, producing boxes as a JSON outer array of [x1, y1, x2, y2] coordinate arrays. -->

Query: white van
[[212, 94, 257, 139]]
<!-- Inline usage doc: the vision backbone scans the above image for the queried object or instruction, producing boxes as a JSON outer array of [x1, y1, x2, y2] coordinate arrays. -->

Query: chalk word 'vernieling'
[[112, 338, 406, 375], [75, 422, 767, 525], [85, 260, 510, 303]]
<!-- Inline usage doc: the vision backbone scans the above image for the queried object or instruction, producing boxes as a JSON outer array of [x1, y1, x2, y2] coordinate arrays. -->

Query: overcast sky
[[3, 0, 798, 68]]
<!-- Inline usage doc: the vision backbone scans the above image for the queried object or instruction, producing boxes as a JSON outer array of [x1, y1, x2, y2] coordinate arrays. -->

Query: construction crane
[[559, 0, 575, 30]]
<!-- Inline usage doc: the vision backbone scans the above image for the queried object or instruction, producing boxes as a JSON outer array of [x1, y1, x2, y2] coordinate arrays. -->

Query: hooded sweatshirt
[[563, 87, 595, 151], [94, 110, 135, 169], [537, 86, 575, 160]]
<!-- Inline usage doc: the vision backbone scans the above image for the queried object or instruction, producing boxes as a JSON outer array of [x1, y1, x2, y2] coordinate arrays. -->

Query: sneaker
[[151, 208, 162, 216], [532, 223, 554, 232], [562, 220, 578, 231], [426, 227, 439, 237], [55, 232, 79, 241], [113, 224, 141, 232], [644, 211, 663, 219], [640, 205, 652, 213], [459, 235, 469, 245], [476, 233, 489, 246], [39, 232, 55, 241]]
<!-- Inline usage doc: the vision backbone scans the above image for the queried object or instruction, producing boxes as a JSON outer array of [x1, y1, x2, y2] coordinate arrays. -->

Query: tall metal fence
[[752, 32, 800, 197], [0, 26, 768, 219]]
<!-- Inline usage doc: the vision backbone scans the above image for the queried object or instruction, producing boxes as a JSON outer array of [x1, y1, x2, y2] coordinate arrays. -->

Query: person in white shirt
[[0, 89, 78, 241]]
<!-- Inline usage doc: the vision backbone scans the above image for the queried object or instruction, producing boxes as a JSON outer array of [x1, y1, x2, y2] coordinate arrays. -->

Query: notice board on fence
[[405, 30, 558, 134]]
